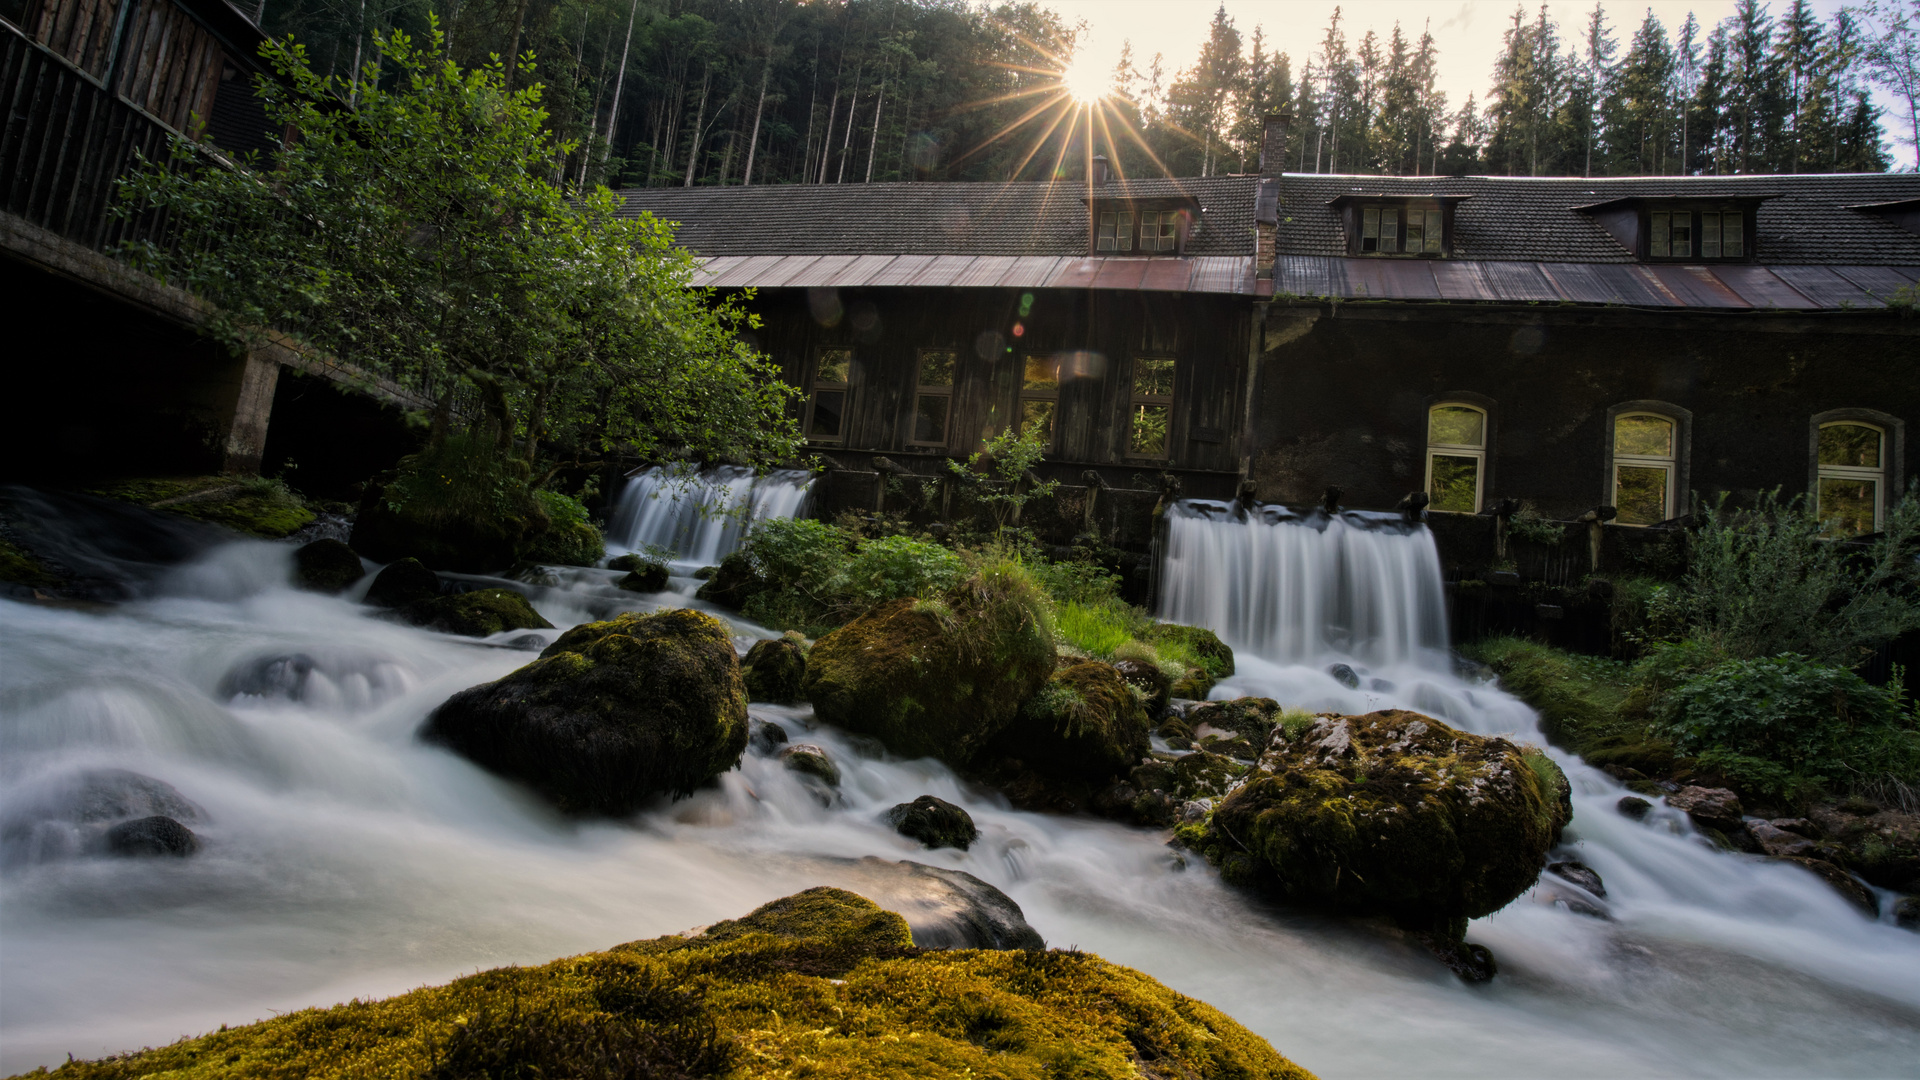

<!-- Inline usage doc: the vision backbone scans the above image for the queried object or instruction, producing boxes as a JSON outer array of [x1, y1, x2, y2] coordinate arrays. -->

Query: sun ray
[[999, 95, 1080, 181], [949, 90, 1073, 170]]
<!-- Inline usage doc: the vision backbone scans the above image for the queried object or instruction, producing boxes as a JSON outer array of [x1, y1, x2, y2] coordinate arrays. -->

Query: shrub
[[840, 535, 965, 611], [523, 490, 606, 566], [1682, 487, 1920, 666], [1506, 502, 1566, 546]]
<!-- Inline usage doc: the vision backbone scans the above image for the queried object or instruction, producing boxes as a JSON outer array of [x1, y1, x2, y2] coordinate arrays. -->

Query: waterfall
[[1158, 501, 1450, 669], [607, 465, 814, 565]]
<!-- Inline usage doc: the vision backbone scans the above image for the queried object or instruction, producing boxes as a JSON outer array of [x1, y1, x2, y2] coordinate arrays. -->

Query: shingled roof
[[613, 175, 1258, 258], [1277, 172, 1920, 266]]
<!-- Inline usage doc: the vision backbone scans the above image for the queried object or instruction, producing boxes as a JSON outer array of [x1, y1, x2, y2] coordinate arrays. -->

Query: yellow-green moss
[[1463, 636, 1677, 776], [89, 476, 315, 539], [23, 888, 1316, 1080], [989, 662, 1150, 782], [0, 536, 59, 588]]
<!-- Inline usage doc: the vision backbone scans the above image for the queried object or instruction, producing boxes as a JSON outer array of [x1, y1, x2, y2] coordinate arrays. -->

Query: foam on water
[[1, 498, 1917, 1077]]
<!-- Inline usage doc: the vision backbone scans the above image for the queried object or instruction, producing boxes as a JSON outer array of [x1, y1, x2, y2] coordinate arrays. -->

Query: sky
[[1038, 0, 1906, 156]]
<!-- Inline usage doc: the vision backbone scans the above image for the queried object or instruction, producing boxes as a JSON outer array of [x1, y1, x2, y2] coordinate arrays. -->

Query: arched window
[[1612, 413, 1677, 525], [1817, 421, 1885, 535], [1426, 404, 1486, 513]]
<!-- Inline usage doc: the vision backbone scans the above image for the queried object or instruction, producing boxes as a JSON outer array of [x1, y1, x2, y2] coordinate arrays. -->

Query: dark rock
[[825, 857, 1044, 951], [292, 539, 365, 593], [1112, 658, 1171, 714], [693, 551, 761, 610], [802, 573, 1054, 763], [1368, 677, 1396, 692], [1169, 671, 1216, 700], [1208, 710, 1570, 937], [404, 589, 553, 637], [1748, 819, 1822, 860], [1896, 896, 1919, 931], [741, 634, 807, 704], [1617, 795, 1654, 820], [422, 609, 749, 815], [365, 558, 442, 609], [985, 662, 1149, 783], [886, 795, 978, 851], [1667, 786, 1746, 835], [779, 743, 840, 786], [2, 770, 205, 865], [350, 444, 546, 573], [504, 633, 547, 651], [102, 816, 198, 857], [1770, 817, 1822, 840], [1186, 697, 1282, 756], [1775, 856, 1878, 917], [1327, 663, 1360, 690], [1602, 764, 1648, 782], [609, 553, 670, 593], [1547, 861, 1606, 898], [1420, 934, 1498, 982], [748, 719, 790, 755]]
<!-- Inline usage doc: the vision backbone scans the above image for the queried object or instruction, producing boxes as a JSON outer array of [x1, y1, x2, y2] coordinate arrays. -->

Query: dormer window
[[1649, 208, 1744, 259], [1330, 195, 1465, 257], [1575, 195, 1772, 262], [1091, 200, 1197, 255]]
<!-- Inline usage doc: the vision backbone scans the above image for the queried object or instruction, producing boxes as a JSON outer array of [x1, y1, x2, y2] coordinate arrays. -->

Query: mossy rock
[[780, 743, 841, 786], [351, 438, 547, 572], [34, 886, 1316, 1079], [802, 565, 1055, 764], [292, 539, 364, 594], [1210, 710, 1569, 937], [608, 552, 671, 592], [1171, 671, 1217, 700], [1188, 697, 1282, 758], [1148, 623, 1235, 679], [422, 608, 749, 814], [364, 557, 441, 609], [0, 535, 60, 588], [88, 476, 315, 539], [741, 632, 808, 704], [988, 662, 1150, 784], [1112, 657, 1171, 714], [405, 589, 553, 638], [694, 550, 763, 609], [521, 520, 605, 567], [886, 795, 978, 851]]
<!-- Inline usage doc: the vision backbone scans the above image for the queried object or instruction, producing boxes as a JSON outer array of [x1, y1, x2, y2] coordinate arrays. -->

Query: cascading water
[[606, 465, 813, 567], [2, 489, 1917, 1077]]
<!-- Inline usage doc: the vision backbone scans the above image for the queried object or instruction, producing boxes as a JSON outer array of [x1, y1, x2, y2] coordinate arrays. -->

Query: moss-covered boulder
[[88, 476, 316, 538], [351, 436, 548, 572], [292, 539, 364, 594], [607, 552, 671, 592], [407, 589, 553, 637], [694, 550, 762, 609], [36, 886, 1316, 1079], [1113, 657, 1172, 714], [887, 795, 979, 851], [987, 662, 1150, 783], [1187, 697, 1287, 760], [422, 609, 749, 814], [741, 632, 808, 704], [1149, 623, 1235, 679], [364, 557, 441, 609], [780, 743, 841, 786], [1208, 710, 1570, 938], [802, 563, 1055, 763]]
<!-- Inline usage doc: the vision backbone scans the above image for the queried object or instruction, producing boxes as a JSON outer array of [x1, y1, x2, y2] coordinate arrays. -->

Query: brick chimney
[[1090, 154, 1110, 186], [1258, 113, 1291, 177]]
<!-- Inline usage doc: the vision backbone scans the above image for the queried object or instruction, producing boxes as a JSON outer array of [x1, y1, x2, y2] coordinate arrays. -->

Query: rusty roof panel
[[833, 253, 904, 287], [1832, 265, 1920, 301], [910, 254, 980, 287], [1046, 257, 1104, 289], [863, 254, 931, 286], [1139, 258, 1197, 292], [1646, 264, 1749, 308], [1428, 260, 1495, 301], [756, 255, 826, 288], [1711, 265, 1814, 309], [1376, 259, 1442, 299], [1277, 255, 1337, 298], [706, 254, 788, 288], [1541, 263, 1678, 305], [951, 255, 1018, 287], [1092, 259, 1150, 290], [1769, 265, 1885, 308], [999, 256, 1068, 287], [689, 256, 734, 286], [1190, 256, 1252, 294], [1481, 261, 1564, 302], [781, 254, 859, 287]]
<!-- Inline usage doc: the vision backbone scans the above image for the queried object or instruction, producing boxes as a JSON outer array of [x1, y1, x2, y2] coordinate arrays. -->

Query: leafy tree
[[119, 22, 801, 476], [948, 425, 1060, 536], [1866, 0, 1920, 169]]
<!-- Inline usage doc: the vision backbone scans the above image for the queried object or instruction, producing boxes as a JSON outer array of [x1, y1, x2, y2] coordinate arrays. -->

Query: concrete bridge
[[2, 0, 424, 489]]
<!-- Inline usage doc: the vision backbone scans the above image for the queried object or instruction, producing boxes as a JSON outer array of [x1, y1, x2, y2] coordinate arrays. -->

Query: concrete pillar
[[221, 349, 281, 474]]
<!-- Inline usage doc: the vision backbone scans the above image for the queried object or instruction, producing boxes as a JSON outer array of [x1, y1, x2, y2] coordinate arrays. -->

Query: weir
[[606, 466, 814, 565]]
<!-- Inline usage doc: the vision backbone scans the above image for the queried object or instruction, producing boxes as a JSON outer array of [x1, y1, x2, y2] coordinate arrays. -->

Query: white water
[[1, 497, 1917, 1077], [606, 465, 813, 569]]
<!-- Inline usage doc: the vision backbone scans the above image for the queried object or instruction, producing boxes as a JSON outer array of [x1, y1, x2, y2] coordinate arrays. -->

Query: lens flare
[[1060, 57, 1106, 105]]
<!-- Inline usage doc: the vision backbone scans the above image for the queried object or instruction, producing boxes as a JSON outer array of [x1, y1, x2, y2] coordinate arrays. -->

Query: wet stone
[[780, 744, 840, 787], [1617, 795, 1654, 820], [1547, 860, 1607, 898], [102, 816, 198, 858], [1667, 786, 1746, 835], [365, 557, 441, 609], [748, 719, 790, 756], [1327, 663, 1360, 689], [886, 795, 978, 852]]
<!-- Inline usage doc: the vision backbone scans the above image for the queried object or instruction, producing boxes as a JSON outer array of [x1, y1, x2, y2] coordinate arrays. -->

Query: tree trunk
[[865, 79, 885, 182], [503, 0, 532, 88], [743, 54, 773, 185], [837, 86, 859, 182], [817, 92, 838, 182], [684, 68, 711, 186], [596, 0, 641, 183]]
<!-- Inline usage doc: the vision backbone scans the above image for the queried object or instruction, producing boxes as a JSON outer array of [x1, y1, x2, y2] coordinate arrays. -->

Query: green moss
[[608, 552, 671, 592], [33, 887, 1316, 1080], [1147, 624, 1235, 680], [1462, 637, 1663, 763], [408, 589, 553, 637], [0, 536, 59, 588], [89, 476, 315, 539], [522, 491, 605, 566], [988, 662, 1150, 782], [1211, 710, 1562, 936]]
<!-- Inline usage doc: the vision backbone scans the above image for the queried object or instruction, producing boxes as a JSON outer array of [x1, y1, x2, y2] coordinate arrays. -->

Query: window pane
[[912, 394, 949, 444], [1615, 414, 1673, 458], [918, 350, 954, 388], [1380, 209, 1400, 253], [1615, 465, 1670, 525], [1406, 215, 1425, 252], [1363, 208, 1379, 237], [1650, 212, 1670, 258], [809, 390, 845, 437], [1021, 399, 1056, 442], [1723, 211, 1743, 257], [1702, 212, 1721, 258], [1819, 423, 1881, 468], [1132, 355, 1175, 397], [1428, 405, 1484, 447], [1429, 454, 1479, 513], [1818, 477, 1878, 536], [1129, 404, 1169, 456], [1671, 213, 1692, 255], [1425, 211, 1444, 252], [1023, 355, 1058, 391], [1098, 212, 1115, 250], [816, 349, 851, 385]]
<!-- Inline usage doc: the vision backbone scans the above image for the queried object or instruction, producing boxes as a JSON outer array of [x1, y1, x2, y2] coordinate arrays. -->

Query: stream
[[1, 488, 1917, 1077]]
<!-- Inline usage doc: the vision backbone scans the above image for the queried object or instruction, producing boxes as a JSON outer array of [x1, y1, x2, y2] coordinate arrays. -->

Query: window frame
[[1610, 411, 1679, 525], [1643, 205, 1753, 262], [1424, 402, 1489, 514], [1601, 401, 1691, 524], [1017, 352, 1061, 453], [1125, 354, 1177, 461], [1810, 410, 1903, 536], [906, 348, 957, 449], [804, 346, 854, 445], [1348, 201, 1448, 257]]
